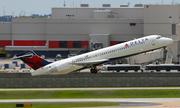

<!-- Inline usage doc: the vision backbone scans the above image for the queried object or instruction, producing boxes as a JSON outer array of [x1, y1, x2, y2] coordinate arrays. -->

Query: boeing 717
[[13, 35, 173, 76]]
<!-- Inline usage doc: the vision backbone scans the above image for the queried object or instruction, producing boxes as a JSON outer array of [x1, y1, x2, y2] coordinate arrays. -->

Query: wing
[[71, 59, 109, 67]]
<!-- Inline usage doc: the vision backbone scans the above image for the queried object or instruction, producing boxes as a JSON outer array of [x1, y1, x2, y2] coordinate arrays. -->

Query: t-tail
[[13, 51, 52, 70]]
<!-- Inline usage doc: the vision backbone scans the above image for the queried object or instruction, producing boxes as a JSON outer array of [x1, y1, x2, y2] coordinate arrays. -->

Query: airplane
[[13, 35, 173, 76]]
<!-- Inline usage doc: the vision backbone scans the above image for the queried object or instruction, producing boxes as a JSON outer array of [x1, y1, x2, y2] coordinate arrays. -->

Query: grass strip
[[0, 103, 119, 108], [0, 90, 180, 99]]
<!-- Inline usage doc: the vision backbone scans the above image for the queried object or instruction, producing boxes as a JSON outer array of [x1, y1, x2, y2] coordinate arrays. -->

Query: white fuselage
[[31, 35, 173, 76]]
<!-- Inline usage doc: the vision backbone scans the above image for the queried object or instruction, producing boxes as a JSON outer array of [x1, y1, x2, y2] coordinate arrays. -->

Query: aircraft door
[[151, 39, 156, 46]]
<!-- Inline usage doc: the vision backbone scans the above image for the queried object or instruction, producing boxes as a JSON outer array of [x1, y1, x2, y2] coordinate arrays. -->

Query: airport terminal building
[[0, 4, 180, 63]]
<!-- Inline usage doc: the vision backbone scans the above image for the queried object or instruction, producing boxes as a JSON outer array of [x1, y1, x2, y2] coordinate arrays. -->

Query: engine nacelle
[[49, 66, 58, 73], [31, 67, 49, 76]]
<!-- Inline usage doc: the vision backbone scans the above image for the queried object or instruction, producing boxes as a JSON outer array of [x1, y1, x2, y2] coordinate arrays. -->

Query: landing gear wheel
[[90, 67, 98, 73]]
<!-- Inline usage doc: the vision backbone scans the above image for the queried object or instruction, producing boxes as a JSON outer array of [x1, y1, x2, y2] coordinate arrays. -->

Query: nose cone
[[166, 38, 173, 45], [163, 38, 173, 46]]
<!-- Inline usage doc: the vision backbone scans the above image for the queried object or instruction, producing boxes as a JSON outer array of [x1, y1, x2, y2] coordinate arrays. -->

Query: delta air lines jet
[[13, 35, 173, 76]]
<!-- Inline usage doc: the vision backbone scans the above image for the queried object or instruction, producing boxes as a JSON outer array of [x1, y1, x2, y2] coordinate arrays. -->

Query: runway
[[1, 98, 180, 108], [1, 88, 180, 108], [0, 98, 180, 103]]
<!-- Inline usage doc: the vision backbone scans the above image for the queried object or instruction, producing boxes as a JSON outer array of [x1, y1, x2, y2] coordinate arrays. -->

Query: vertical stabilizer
[[13, 51, 52, 70]]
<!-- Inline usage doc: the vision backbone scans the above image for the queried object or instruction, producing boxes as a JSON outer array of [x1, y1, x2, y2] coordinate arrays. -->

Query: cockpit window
[[156, 35, 162, 39]]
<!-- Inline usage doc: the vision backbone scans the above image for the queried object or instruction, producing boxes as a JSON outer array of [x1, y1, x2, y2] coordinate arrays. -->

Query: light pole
[[169, 16, 172, 39]]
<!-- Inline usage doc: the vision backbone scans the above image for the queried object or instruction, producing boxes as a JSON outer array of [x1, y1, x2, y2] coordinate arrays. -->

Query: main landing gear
[[90, 67, 98, 73]]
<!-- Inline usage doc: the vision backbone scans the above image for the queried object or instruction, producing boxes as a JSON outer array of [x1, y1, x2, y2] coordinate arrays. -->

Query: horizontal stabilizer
[[13, 53, 33, 60], [13, 51, 37, 60]]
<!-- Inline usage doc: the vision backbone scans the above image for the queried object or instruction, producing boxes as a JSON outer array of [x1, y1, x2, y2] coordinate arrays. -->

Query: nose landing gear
[[163, 47, 167, 53]]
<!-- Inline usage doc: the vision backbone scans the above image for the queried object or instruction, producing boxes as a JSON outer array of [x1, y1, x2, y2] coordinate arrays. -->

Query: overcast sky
[[0, 0, 177, 16]]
